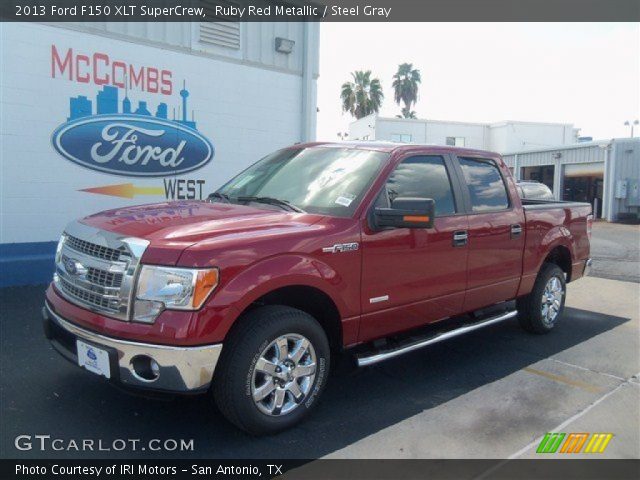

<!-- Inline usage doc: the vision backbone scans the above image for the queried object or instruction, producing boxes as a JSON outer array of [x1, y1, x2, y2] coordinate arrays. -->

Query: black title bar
[[1, 0, 639, 22]]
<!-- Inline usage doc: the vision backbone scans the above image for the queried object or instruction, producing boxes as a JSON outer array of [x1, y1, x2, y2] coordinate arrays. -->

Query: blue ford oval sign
[[52, 114, 214, 177]]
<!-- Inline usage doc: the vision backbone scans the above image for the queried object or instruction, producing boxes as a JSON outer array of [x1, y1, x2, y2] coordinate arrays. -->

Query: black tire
[[517, 262, 567, 334], [213, 305, 330, 435]]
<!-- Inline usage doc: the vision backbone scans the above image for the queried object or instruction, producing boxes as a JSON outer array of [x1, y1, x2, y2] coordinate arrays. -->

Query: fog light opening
[[130, 355, 160, 382]]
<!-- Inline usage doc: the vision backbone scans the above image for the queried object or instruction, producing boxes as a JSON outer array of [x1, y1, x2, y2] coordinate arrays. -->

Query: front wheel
[[213, 305, 330, 435], [517, 262, 567, 334]]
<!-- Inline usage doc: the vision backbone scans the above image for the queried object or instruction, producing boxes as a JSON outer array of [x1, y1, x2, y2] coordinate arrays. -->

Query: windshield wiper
[[207, 192, 231, 203], [237, 196, 305, 213]]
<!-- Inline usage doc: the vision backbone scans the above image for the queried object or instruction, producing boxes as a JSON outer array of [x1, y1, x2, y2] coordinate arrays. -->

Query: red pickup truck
[[43, 142, 592, 434]]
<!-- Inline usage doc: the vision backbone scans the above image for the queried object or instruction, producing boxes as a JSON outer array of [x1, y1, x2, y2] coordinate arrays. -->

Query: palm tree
[[392, 63, 421, 118], [340, 70, 384, 119], [396, 107, 417, 119]]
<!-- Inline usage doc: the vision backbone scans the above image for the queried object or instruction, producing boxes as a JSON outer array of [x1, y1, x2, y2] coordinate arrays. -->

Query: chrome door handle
[[511, 224, 523, 238], [453, 230, 468, 247]]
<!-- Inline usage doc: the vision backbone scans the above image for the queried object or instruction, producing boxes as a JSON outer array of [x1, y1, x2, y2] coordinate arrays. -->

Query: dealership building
[[0, 21, 320, 287], [349, 114, 581, 152], [503, 138, 640, 221], [350, 115, 640, 222]]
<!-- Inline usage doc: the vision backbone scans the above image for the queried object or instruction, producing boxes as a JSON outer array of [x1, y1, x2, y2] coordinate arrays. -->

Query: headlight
[[133, 266, 219, 323]]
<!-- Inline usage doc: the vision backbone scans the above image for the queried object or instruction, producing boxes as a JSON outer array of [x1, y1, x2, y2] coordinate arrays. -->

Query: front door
[[359, 154, 469, 343]]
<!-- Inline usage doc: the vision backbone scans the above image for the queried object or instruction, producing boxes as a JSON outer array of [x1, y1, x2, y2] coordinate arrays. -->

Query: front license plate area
[[76, 339, 111, 379]]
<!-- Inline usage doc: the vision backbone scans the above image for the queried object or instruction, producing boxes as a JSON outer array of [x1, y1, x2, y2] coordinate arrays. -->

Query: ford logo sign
[[87, 348, 97, 361], [52, 115, 214, 177]]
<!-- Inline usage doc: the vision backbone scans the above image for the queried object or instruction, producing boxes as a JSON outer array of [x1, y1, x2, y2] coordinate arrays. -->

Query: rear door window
[[458, 157, 510, 212]]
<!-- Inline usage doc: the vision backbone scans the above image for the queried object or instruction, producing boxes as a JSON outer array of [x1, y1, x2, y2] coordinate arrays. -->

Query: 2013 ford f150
[[43, 143, 593, 434]]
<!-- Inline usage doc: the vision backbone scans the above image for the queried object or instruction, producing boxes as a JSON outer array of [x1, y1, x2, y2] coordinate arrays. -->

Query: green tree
[[340, 70, 384, 119], [396, 107, 417, 119], [392, 63, 421, 118]]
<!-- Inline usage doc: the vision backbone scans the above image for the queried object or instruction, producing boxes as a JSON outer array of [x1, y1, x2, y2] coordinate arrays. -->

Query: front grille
[[58, 276, 118, 312], [66, 235, 121, 262], [86, 267, 123, 288], [56, 223, 147, 321]]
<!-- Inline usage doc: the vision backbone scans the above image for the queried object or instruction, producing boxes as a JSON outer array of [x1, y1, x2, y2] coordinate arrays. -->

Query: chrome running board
[[356, 310, 518, 367]]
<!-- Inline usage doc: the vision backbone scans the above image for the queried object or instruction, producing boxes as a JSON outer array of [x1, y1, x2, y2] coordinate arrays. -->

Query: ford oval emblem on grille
[[63, 257, 87, 276]]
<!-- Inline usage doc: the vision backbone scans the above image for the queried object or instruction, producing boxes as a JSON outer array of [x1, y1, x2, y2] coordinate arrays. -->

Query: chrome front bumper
[[43, 302, 222, 393]]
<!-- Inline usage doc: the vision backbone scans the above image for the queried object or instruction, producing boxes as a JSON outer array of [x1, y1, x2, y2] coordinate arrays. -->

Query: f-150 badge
[[322, 243, 359, 253]]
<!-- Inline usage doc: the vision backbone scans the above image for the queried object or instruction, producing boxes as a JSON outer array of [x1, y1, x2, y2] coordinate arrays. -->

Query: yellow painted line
[[523, 367, 603, 393]]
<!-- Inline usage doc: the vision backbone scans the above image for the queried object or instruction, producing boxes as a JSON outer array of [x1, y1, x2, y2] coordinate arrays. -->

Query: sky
[[316, 23, 640, 141]]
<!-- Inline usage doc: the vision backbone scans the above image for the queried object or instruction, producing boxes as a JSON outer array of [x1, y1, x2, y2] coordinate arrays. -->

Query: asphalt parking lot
[[590, 221, 640, 283], [0, 223, 638, 460]]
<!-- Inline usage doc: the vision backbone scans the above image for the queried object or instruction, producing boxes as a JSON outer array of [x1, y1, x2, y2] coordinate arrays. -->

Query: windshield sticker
[[335, 194, 356, 207]]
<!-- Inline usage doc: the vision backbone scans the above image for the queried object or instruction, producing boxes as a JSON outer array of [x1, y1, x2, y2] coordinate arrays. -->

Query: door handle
[[453, 230, 468, 247], [511, 224, 523, 238]]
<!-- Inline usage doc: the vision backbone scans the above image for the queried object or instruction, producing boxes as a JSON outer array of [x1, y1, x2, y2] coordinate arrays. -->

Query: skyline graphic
[[67, 82, 197, 130]]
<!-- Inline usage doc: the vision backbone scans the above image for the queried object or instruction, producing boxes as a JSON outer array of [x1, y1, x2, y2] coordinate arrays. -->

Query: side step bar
[[356, 310, 518, 367]]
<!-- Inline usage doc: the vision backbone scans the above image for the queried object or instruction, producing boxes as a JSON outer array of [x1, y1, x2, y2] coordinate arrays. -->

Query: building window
[[391, 134, 412, 143], [446, 136, 465, 147]]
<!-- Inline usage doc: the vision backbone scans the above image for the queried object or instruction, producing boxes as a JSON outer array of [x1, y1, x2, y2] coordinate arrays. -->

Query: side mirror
[[374, 197, 435, 229]]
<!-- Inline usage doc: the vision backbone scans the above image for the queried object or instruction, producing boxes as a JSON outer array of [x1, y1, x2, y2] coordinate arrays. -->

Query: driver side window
[[380, 155, 457, 216]]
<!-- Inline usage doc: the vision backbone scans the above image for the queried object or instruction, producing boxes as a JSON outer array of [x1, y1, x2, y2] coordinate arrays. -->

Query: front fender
[[192, 254, 350, 343]]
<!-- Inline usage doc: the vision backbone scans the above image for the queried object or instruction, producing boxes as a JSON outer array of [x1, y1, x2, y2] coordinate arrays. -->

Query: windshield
[[216, 147, 388, 217]]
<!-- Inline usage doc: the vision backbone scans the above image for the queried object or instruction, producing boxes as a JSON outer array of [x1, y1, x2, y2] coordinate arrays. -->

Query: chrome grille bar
[[58, 276, 120, 312], [66, 234, 121, 262], [86, 267, 123, 288]]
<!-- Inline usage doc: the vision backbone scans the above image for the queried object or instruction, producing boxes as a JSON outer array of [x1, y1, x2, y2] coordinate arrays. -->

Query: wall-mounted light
[[552, 152, 562, 159], [275, 37, 295, 54]]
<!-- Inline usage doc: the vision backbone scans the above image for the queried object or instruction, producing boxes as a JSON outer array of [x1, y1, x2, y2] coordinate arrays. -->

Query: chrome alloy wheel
[[541, 276, 564, 326], [251, 334, 317, 416]]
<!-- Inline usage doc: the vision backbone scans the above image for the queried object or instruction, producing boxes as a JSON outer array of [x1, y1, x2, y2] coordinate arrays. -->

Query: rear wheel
[[213, 305, 330, 435], [517, 263, 566, 334]]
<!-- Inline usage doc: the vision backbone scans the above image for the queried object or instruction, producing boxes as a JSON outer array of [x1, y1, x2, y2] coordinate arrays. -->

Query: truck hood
[[80, 201, 325, 264]]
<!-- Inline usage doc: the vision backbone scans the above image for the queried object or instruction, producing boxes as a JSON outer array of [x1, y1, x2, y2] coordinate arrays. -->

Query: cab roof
[[291, 141, 502, 159]]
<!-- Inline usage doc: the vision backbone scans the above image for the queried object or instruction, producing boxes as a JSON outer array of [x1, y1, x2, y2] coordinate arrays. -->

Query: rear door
[[359, 153, 469, 342], [453, 155, 525, 311]]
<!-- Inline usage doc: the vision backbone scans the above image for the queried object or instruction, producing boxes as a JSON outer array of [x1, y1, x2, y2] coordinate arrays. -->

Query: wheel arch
[[543, 244, 573, 281], [204, 254, 350, 348], [241, 285, 343, 350]]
